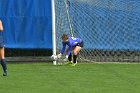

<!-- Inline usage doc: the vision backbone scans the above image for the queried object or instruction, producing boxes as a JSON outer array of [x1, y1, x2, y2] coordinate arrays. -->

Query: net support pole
[[64, 0, 74, 37], [51, 0, 57, 65]]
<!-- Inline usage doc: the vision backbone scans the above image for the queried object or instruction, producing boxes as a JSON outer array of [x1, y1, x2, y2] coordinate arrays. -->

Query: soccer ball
[[51, 55, 58, 61]]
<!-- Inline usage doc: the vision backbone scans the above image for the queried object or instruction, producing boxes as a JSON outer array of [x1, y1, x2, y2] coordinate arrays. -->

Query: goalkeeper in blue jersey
[[57, 34, 83, 66]]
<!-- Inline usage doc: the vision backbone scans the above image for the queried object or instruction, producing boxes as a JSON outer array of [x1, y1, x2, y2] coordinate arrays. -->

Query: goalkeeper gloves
[[63, 55, 68, 61], [57, 53, 62, 59]]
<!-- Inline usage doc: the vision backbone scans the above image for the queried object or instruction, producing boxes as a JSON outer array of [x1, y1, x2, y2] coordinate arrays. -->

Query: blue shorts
[[74, 41, 84, 48], [0, 33, 4, 48], [76, 41, 83, 47]]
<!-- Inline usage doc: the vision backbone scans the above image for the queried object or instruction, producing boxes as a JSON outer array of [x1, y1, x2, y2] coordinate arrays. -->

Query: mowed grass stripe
[[0, 63, 140, 93]]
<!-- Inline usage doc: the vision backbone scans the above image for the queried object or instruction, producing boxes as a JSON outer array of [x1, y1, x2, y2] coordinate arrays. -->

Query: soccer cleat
[[65, 62, 71, 65], [3, 72, 7, 76], [65, 61, 73, 65], [71, 63, 77, 66]]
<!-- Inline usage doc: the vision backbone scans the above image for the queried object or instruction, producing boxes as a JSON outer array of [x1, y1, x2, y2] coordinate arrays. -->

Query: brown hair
[[61, 34, 68, 40]]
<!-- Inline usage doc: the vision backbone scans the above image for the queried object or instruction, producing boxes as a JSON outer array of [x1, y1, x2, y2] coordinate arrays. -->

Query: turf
[[0, 62, 140, 93]]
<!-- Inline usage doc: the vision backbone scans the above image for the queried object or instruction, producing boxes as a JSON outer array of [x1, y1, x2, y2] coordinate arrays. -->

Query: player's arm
[[63, 46, 72, 61], [66, 45, 72, 58], [0, 20, 3, 31], [57, 42, 66, 58], [60, 42, 66, 54]]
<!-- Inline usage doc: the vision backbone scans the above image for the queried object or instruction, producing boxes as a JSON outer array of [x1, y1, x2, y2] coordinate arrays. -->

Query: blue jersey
[[60, 37, 82, 56]]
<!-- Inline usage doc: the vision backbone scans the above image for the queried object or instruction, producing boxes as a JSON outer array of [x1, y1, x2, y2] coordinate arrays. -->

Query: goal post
[[51, 0, 57, 65], [52, 0, 140, 63]]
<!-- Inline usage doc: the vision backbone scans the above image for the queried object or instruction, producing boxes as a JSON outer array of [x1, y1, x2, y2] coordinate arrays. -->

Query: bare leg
[[0, 47, 7, 76], [73, 46, 81, 63]]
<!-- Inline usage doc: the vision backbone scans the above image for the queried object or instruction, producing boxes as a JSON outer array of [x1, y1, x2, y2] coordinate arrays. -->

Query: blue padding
[[0, 0, 52, 49]]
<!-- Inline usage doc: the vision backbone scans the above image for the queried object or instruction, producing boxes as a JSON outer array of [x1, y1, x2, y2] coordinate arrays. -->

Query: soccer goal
[[52, 0, 140, 63]]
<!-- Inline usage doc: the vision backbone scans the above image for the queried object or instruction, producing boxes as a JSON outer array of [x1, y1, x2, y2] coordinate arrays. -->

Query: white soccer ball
[[51, 55, 58, 61]]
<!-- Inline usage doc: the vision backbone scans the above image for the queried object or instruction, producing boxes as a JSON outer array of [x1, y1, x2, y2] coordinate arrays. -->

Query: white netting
[[54, 0, 140, 62]]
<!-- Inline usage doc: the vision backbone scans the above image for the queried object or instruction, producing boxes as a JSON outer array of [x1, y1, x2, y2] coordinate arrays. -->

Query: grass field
[[0, 62, 140, 93]]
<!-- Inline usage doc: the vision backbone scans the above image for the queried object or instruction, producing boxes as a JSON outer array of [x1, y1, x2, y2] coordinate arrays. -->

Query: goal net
[[54, 0, 140, 62]]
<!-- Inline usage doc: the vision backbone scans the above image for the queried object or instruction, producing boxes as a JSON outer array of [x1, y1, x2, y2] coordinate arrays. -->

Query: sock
[[1, 59, 7, 73], [68, 53, 72, 61], [73, 55, 77, 63]]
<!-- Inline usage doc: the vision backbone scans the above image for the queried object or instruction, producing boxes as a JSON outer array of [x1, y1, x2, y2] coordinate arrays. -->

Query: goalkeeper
[[57, 34, 83, 66]]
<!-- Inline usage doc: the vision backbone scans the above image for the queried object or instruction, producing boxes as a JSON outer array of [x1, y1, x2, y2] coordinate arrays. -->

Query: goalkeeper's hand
[[57, 53, 62, 59], [63, 55, 68, 61]]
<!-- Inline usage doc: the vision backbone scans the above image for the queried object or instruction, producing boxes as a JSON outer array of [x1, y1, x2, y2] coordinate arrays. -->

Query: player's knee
[[73, 51, 78, 55], [1, 56, 5, 59]]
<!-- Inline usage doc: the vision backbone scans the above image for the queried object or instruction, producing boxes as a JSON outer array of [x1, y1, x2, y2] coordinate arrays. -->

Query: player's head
[[61, 34, 68, 42]]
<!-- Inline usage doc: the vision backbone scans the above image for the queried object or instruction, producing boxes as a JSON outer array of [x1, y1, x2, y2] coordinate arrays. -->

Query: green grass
[[0, 62, 140, 93]]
